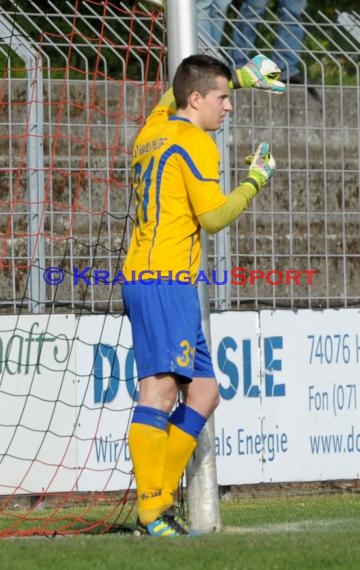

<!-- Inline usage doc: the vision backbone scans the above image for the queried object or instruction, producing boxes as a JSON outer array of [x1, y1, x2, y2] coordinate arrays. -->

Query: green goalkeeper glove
[[245, 142, 276, 193], [230, 54, 286, 94]]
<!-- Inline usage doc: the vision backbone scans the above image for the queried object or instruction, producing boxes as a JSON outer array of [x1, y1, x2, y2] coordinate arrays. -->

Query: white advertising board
[[260, 309, 360, 482], [0, 315, 78, 494], [212, 309, 360, 484], [2, 309, 360, 494], [74, 314, 135, 491], [210, 311, 263, 484]]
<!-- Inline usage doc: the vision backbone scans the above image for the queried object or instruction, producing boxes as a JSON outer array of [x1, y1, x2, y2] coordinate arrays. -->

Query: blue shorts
[[122, 282, 215, 382]]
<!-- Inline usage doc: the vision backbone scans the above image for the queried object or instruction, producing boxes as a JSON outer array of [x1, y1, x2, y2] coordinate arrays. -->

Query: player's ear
[[188, 90, 203, 110]]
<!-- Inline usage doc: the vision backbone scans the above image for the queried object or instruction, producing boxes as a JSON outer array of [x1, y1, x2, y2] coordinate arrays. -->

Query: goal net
[[0, 0, 165, 537]]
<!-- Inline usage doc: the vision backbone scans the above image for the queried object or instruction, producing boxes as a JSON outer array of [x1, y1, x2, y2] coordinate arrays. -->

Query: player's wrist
[[229, 69, 243, 90], [243, 176, 261, 194], [247, 170, 266, 189], [230, 55, 286, 94]]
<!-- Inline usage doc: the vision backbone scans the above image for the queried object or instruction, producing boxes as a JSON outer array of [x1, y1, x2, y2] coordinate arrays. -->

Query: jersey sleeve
[[179, 130, 227, 216], [145, 88, 176, 127]]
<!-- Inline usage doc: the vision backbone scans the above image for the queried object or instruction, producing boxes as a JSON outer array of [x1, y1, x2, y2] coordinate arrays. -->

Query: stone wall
[[0, 80, 358, 310]]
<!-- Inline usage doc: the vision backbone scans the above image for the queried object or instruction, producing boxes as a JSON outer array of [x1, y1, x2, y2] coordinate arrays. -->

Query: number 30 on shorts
[[176, 339, 196, 368]]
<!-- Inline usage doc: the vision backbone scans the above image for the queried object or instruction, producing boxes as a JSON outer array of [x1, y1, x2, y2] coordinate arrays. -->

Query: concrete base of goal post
[[186, 413, 222, 533], [186, 233, 222, 533]]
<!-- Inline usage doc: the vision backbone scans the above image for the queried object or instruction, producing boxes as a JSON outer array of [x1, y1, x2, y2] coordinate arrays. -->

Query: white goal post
[[166, 0, 222, 532]]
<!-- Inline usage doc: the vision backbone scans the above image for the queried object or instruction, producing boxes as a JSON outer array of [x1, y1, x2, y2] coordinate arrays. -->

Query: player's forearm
[[198, 181, 258, 234], [155, 54, 285, 114]]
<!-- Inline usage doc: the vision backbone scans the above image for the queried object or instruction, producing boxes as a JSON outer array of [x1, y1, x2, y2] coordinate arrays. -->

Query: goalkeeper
[[122, 53, 284, 537]]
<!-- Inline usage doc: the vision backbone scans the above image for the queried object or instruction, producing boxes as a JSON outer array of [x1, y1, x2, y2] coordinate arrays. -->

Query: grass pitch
[[1, 492, 360, 570]]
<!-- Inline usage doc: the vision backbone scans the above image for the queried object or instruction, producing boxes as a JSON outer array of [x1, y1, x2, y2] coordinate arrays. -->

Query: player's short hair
[[172, 54, 232, 110]]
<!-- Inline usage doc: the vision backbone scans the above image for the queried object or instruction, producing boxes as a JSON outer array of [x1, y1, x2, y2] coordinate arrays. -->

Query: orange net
[[0, 0, 165, 536], [0, 0, 165, 312]]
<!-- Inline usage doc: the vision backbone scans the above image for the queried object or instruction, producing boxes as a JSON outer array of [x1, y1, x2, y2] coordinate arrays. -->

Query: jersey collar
[[169, 115, 192, 124]]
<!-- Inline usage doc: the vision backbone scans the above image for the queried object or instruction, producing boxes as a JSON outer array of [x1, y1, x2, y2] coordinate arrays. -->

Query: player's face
[[197, 76, 232, 131]]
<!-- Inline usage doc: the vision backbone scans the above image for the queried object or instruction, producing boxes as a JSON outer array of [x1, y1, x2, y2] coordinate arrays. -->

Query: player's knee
[[212, 390, 221, 412], [205, 382, 220, 416]]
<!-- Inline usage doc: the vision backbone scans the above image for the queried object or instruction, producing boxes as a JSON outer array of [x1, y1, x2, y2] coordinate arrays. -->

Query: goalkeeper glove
[[245, 142, 276, 193], [230, 54, 286, 94]]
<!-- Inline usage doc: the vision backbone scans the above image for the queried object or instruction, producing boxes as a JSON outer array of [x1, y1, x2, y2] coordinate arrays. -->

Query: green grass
[[1, 493, 360, 570]]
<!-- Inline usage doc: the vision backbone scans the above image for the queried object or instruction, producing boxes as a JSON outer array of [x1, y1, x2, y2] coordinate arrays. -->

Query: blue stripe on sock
[[169, 403, 206, 439], [132, 405, 169, 431]]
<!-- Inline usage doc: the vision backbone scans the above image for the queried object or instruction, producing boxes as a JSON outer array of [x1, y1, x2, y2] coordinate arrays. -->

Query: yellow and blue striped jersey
[[123, 105, 227, 282]]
